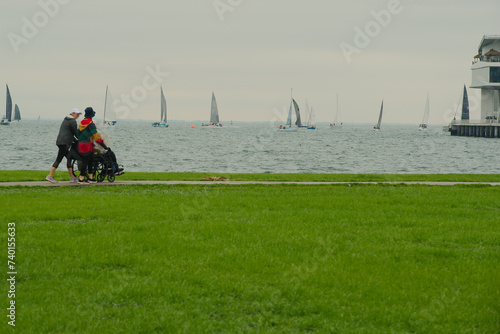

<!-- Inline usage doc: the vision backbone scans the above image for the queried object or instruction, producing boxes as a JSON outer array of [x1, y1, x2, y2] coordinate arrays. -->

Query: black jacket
[[56, 116, 78, 147]]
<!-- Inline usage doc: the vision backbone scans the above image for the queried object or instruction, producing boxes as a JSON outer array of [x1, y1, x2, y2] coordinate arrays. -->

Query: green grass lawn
[[1, 170, 500, 182], [1, 184, 499, 333]]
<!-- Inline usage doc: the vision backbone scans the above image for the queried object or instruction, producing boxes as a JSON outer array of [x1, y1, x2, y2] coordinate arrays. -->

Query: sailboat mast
[[306, 99, 311, 125], [336, 93, 339, 123], [103, 85, 108, 125], [286, 88, 293, 127]]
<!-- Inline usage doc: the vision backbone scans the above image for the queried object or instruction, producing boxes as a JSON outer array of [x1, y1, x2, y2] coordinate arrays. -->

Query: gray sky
[[1, 0, 498, 124]]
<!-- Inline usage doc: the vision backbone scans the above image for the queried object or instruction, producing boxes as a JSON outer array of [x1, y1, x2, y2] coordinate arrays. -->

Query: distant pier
[[449, 121, 500, 138], [459, 34, 500, 139]]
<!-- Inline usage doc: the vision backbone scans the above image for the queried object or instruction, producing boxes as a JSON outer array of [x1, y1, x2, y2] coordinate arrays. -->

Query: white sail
[[330, 93, 342, 128], [160, 87, 167, 123], [334, 93, 342, 124], [286, 98, 293, 127], [309, 107, 316, 126], [419, 94, 430, 130], [374, 100, 383, 130], [277, 89, 297, 132], [210, 92, 220, 124], [334, 94, 339, 123], [423, 95, 430, 124], [418, 94, 430, 130], [103, 86, 117, 125]]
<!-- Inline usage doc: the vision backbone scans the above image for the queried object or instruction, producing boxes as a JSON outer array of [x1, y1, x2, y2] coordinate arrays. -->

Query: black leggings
[[52, 145, 69, 168], [66, 149, 82, 169], [79, 152, 95, 177]]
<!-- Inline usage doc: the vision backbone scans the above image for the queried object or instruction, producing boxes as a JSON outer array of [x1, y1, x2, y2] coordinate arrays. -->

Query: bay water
[[1, 120, 499, 174]]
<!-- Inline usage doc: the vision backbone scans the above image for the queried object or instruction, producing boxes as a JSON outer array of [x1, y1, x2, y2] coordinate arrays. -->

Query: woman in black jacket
[[45, 108, 82, 183]]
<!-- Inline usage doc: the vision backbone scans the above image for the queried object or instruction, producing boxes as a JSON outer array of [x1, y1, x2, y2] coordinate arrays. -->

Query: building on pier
[[449, 35, 500, 138], [471, 35, 500, 122]]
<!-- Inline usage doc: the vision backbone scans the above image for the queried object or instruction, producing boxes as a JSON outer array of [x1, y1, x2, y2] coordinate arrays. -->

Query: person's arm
[[71, 119, 79, 139], [90, 122, 104, 146]]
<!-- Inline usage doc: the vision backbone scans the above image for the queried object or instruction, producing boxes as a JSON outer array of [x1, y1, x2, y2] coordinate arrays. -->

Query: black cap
[[84, 107, 96, 118]]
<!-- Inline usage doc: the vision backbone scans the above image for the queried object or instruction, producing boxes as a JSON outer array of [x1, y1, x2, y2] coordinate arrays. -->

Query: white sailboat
[[419, 94, 430, 130], [1, 85, 12, 126], [152, 86, 168, 127], [202, 92, 222, 128], [306, 103, 316, 130], [278, 90, 298, 132], [330, 93, 343, 128], [103, 86, 117, 126], [373, 100, 383, 130]]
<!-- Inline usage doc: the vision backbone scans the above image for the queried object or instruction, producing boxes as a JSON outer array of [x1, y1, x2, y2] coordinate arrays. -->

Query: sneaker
[[78, 178, 89, 184], [45, 176, 58, 183], [70, 177, 78, 183], [88, 178, 97, 184]]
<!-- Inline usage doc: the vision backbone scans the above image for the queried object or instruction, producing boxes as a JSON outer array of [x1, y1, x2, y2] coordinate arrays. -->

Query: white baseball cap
[[71, 108, 82, 114]]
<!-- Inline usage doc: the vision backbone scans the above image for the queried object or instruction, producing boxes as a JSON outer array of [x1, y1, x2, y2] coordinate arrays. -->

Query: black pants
[[52, 145, 69, 168], [79, 152, 94, 177], [107, 149, 119, 169], [66, 149, 82, 169]]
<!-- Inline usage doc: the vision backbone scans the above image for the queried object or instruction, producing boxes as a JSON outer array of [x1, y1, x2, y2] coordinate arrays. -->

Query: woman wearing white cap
[[45, 108, 82, 183]]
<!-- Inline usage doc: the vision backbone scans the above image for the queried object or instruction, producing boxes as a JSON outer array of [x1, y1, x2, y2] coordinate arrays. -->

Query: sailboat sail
[[14, 104, 21, 121], [210, 92, 219, 124], [278, 89, 298, 132], [374, 100, 383, 129], [422, 95, 430, 125], [103, 86, 117, 125], [330, 93, 343, 127], [419, 95, 430, 130], [160, 87, 167, 123], [461, 85, 469, 121], [286, 98, 293, 127], [6, 85, 12, 122], [292, 99, 302, 127], [308, 107, 316, 127], [335, 94, 342, 124], [305, 99, 310, 125]]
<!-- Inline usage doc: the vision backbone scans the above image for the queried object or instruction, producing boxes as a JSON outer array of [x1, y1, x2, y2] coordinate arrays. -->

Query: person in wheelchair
[[69, 140, 124, 182], [94, 144, 124, 176]]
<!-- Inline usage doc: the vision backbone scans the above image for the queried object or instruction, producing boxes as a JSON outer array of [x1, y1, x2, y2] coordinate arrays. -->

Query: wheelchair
[[70, 149, 123, 183]]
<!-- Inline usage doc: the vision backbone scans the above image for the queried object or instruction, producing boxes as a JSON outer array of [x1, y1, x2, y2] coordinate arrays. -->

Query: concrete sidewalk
[[1, 180, 499, 187]]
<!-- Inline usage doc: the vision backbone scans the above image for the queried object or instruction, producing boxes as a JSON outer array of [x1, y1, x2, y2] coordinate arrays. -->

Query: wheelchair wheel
[[95, 161, 106, 182], [107, 173, 115, 183], [70, 159, 81, 178]]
